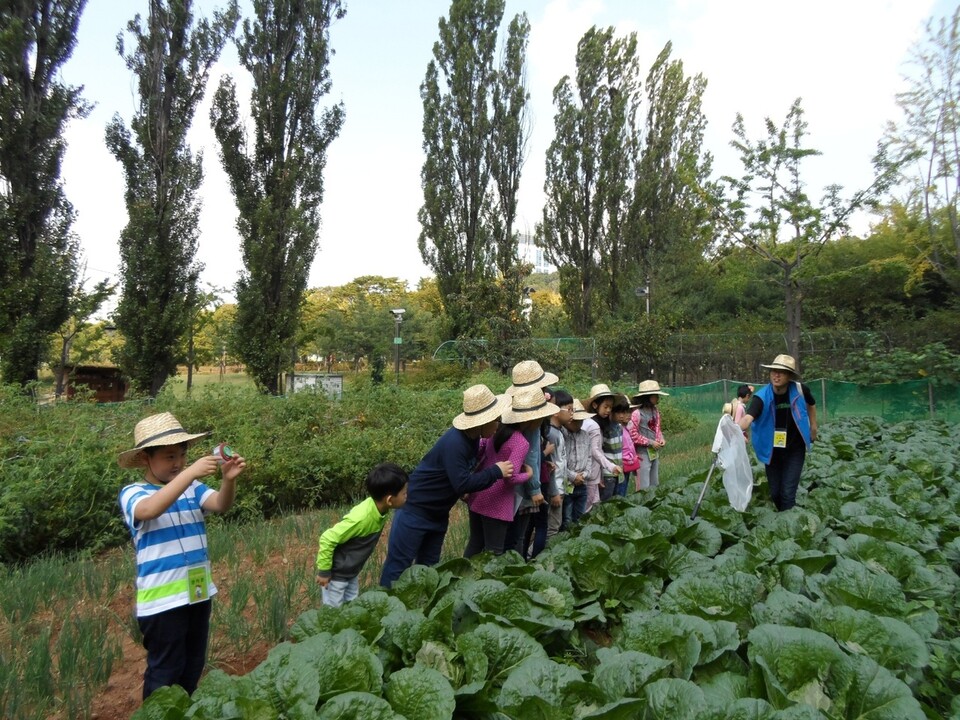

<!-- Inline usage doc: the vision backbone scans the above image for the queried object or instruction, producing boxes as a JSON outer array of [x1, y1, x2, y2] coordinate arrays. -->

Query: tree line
[[2, 0, 959, 397]]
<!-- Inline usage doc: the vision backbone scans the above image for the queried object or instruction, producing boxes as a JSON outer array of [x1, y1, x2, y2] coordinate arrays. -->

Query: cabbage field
[[134, 416, 960, 719]]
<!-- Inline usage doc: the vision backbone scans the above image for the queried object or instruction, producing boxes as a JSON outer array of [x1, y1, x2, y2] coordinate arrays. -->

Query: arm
[[448, 437, 508, 495], [134, 455, 221, 521], [808, 404, 818, 442], [504, 435, 531, 485], [627, 410, 647, 447], [202, 455, 247, 514], [587, 423, 616, 474], [738, 396, 763, 433]]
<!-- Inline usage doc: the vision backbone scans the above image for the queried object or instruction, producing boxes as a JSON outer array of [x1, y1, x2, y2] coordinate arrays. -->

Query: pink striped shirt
[[467, 432, 531, 521]]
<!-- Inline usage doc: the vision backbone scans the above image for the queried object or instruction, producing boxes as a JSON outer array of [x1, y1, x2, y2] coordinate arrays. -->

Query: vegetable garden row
[[135, 416, 960, 719]]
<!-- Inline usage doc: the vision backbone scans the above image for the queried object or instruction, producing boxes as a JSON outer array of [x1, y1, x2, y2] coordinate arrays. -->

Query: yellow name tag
[[773, 429, 787, 448], [188, 564, 210, 603]]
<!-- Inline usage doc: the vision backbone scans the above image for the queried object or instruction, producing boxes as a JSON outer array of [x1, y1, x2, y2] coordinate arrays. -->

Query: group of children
[[116, 362, 670, 701]]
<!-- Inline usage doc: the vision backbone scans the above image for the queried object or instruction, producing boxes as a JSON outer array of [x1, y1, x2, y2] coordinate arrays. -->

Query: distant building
[[518, 232, 555, 274], [63, 365, 127, 403]]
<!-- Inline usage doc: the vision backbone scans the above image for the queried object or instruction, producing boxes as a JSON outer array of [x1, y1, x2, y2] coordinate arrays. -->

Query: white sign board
[[287, 373, 343, 399]]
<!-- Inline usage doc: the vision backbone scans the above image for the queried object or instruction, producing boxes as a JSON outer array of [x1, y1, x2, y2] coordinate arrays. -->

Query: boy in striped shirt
[[118, 413, 246, 700]]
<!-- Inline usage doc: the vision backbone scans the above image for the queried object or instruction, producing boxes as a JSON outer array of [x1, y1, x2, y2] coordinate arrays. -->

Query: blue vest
[[750, 382, 812, 464]]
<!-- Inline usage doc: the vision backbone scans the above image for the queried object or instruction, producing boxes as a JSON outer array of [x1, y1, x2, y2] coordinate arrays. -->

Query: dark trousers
[[765, 445, 807, 511], [464, 511, 510, 557], [138, 600, 212, 700], [522, 503, 549, 559], [562, 484, 588, 528], [379, 508, 447, 587]]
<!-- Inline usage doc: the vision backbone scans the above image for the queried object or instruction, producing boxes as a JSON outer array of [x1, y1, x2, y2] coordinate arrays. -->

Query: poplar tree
[[211, 0, 345, 394], [539, 27, 640, 335], [0, 0, 88, 386], [106, 0, 238, 396], [418, 0, 530, 339]]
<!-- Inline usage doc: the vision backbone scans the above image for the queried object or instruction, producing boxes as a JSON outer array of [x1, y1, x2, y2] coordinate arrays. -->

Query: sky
[[59, 0, 952, 309]]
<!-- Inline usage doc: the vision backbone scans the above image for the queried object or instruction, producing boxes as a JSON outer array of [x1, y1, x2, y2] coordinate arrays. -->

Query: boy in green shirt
[[316, 463, 408, 607]]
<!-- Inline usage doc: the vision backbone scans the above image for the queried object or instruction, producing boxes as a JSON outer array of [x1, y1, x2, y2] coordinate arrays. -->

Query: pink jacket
[[621, 427, 640, 473], [629, 407, 663, 448], [467, 432, 530, 521]]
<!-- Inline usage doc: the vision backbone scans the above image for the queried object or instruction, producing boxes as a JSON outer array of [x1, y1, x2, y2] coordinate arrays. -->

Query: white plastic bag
[[711, 415, 753, 512]]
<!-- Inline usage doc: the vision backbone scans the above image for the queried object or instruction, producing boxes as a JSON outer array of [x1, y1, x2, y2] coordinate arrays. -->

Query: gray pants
[[637, 448, 660, 489]]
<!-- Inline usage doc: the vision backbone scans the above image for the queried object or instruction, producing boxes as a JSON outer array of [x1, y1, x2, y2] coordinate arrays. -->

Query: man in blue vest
[[737, 354, 818, 511]]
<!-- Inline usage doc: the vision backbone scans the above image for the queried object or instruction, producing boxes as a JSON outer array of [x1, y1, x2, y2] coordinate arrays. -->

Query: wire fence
[[668, 378, 960, 423]]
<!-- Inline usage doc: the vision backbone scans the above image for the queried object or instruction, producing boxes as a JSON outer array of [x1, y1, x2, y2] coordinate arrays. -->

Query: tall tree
[[627, 42, 712, 317], [211, 0, 345, 394], [106, 0, 238, 396], [883, 5, 960, 294], [715, 99, 891, 362], [418, 0, 530, 339], [538, 26, 640, 335], [0, 0, 88, 386]]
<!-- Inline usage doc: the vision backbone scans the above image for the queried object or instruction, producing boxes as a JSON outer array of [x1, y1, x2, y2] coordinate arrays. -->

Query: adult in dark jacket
[[379, 384, 513, 587], [737, 354, 818, 511]]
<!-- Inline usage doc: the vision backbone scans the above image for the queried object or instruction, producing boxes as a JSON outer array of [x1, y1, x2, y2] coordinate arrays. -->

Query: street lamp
[[634, 276, 650, 316], [389, 309, 405, 385], [521, 286, 535, 322]]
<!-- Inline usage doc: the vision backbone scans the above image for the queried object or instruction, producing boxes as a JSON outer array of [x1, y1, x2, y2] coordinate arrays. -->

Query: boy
[[117, 412, 247, 700], [545, 389, 572, 540], [316, 463, 408, 607], [379, 384, 513, 587], [561, 399, 596, 528]]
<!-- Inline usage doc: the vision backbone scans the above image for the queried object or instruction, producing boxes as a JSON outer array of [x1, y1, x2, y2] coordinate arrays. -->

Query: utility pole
[[390, 309, 405, 384]]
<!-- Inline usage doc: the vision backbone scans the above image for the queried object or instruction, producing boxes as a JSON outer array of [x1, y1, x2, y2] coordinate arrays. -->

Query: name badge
[[188, 564, 211, 604], [647, 448, 658, 461], [773, 429, 787, 448]]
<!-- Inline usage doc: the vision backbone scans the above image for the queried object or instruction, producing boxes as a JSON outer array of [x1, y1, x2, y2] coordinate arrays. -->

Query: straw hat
[[452, 384, 512, 430], [585, 383, 615, 408], [506, 360, 559, 395], [761, 354, 800, 378], [570, 398, 595, 420], [631, 380, 670, 402], [118, 412, 209, 469], [501, 387, 560, 424]]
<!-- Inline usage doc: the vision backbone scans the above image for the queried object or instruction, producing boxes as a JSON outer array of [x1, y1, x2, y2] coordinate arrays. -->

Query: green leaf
[[641, 678, 708, 719], [384, 666, 455, 720], [592, 647, 672, 701], [316, 691, 403, 720]]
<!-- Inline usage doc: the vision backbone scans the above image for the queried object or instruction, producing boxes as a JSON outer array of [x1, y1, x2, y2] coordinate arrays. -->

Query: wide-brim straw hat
[[118, 412, 209, 469], [631, 380, 670, 402], [452, 384, 512, 430], [501, 387, 560, 424], [760, 354, 800, 378], [570, 398, 595, 421], [506, 360, 559, 395], [585, 383, 616, 408]]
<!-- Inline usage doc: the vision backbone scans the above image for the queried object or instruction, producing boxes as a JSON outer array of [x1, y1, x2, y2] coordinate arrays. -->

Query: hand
[[612, 465, 623, 476], [550, 494, 563, 508], [316, 574, 330, 588], [496, 461, 514, 478], [220, 455, 247, 482], [521, 464, 533, 477], [543, 441, 555, 457], [810, 426, 818, 442], [574, 473, 584, 486], [188, 455, 220, 480], [531, 493, 545, 507]]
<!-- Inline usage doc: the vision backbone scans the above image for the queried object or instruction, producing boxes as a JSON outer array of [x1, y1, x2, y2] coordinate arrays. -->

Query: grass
[[0, 412, 718, 719]]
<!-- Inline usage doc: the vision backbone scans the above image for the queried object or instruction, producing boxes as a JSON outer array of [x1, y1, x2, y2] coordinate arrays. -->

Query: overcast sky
[[60, 0, 950, 307]]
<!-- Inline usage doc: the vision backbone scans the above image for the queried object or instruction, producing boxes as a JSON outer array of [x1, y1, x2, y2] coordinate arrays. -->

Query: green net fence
[[668, 379, 960, 423]]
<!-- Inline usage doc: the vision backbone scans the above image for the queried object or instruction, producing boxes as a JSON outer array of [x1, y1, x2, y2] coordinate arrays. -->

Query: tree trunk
[[784, 266, 801, 362]]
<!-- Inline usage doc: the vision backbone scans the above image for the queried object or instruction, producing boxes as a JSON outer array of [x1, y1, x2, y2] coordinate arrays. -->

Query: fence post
[[820, 378, 827, 421], [929, 380, 935, 419], [722, 379, 728, 403]]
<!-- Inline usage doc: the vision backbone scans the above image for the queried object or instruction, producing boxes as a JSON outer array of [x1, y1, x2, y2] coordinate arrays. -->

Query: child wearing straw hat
[[379, 384, 513, 587], [560, 398, 595, 528], [503, 360, 559, 556], [629, 380, 669, 490], [117, 412, 247, 700], [584, 383, 622, 509], [737, 354, 818, 511], [464, 387, 557, 557]]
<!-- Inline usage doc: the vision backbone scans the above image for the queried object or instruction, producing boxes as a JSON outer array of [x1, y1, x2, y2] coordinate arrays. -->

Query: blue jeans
[[379, 508, 447, 587], [765, 445, 807, 511], [322, 576, 359, 608], [617, 473, 632, 497], [562, 484, 587, 528], [138, 600, 212, 699]]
